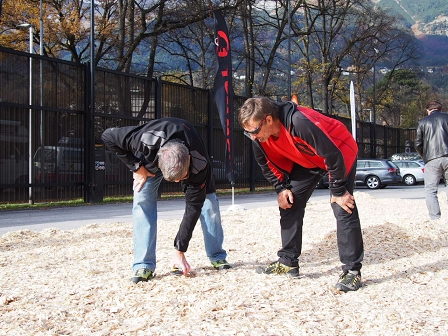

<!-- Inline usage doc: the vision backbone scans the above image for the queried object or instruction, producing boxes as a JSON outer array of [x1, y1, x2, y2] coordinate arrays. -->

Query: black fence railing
[[0, 46, 416, 204]]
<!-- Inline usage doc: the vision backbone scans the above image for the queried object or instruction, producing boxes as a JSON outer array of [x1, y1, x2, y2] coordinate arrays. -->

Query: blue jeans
[[132, 171, 227, 272], [424, 157, 448, 220]]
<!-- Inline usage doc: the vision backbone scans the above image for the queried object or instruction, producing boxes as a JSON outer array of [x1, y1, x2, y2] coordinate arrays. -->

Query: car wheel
[[365, 175, 380, 189], [403, 174, 416, 186]]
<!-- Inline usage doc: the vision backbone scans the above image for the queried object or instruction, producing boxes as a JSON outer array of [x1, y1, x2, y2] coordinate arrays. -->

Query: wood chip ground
[[1, 192, 448, 335]]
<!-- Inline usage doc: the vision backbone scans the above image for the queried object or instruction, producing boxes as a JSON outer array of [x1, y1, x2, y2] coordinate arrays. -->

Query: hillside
[[376, 0, 448, 66], [377, 0, 448, 36]]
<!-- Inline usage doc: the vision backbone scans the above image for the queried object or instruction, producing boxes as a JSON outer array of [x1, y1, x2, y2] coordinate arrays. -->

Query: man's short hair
[[238, 97, 279, 126], [426, 100, 442, 111], [157, 141, 190, 181]]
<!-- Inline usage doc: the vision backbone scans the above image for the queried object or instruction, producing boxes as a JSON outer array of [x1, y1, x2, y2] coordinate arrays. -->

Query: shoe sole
[[130, 276, 153, 283], [334, 284, 362, 292], [256, 266, 300, 278]]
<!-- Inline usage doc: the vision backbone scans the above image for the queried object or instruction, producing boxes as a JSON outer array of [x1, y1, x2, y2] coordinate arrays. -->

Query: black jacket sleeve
[[101, 127, 143, 172], [174, 150, 210, 252]]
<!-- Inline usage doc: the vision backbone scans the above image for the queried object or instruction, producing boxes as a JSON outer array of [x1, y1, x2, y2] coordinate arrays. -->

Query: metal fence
[[0, 46, 416, 204]]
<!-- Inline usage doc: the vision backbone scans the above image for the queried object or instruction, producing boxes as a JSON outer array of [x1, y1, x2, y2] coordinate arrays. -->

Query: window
[[357, 161, 367, 168], [369, 161, 382, 168]]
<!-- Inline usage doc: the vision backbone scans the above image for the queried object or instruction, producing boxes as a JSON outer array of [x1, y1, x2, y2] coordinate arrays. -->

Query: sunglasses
[[244, 117, 266, 136]]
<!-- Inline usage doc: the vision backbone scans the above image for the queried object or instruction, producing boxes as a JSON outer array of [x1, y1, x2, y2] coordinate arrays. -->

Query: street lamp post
[[87, 0, 96, 202], [372, 62, 376, 158], [372, 47, 379, 158], [17, 23, 34, 204], [287, 0, 292, 100], [38, 0, 45, 189]]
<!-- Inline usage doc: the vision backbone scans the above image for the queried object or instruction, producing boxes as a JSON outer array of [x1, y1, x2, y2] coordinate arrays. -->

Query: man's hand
[[331, 191, 355, 214], [278, 189, 294, 210], [171, 250, 191, 276], [132, 165, 155, 192]]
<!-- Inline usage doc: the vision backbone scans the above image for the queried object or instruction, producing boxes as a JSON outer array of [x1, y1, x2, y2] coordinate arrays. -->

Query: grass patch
[[0, 187, 274, 211]]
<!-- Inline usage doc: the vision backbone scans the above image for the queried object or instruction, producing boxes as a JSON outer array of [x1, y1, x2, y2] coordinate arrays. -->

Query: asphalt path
[[0, 184, 429, 236]]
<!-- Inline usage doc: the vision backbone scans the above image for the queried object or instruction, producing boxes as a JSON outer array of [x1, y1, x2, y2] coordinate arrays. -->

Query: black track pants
[[277, 165, 364, 272]]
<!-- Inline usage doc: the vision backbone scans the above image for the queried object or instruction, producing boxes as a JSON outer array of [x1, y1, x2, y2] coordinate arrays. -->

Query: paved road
[[0, 184, 428, 235]]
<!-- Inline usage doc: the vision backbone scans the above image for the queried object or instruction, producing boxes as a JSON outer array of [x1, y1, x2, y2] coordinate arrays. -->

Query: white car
[[392, 160, 425, 185]]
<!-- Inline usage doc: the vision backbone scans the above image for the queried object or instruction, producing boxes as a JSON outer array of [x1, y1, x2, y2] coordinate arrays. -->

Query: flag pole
[[350, 81, 356, 140], [213, 10, 244, 211]]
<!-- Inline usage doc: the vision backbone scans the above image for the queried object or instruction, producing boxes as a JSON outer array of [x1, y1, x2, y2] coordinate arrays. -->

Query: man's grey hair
[[157, 141, 190, 181]]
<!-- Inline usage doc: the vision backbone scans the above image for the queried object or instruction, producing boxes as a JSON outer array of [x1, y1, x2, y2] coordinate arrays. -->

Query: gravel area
[[1, 192, 447, 335]]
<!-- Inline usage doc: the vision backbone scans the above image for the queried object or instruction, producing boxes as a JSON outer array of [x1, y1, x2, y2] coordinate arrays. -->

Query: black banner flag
[[213, 10, 235, 185]]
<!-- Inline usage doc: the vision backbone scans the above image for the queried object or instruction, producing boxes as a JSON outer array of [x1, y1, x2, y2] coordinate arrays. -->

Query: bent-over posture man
[[238, 97, 364, 292], [102, 117, 231, 283]]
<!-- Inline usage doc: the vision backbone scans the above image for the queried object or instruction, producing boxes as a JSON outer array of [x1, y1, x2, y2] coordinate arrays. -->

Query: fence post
[[249, 140, 255, 192], [84, 62, 103, 202], [84, 62, 91, 202], [207, 89, 214, 159], [156, 77, 162, 119]]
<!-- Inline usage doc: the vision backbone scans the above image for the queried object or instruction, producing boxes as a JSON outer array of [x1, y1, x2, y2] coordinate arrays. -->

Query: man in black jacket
[[102, 118, 231, 283], [415, 100, 448, 220]]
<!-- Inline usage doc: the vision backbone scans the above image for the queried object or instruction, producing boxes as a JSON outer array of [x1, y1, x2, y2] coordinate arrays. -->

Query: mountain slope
[[377, 0, 448, 36]]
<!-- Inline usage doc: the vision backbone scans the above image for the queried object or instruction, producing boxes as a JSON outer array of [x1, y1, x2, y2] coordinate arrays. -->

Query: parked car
[[389, 152, 423, 162], [0, 120, 29, 190], [355, 159, 401, 189], [316, 159, 401, 190], [392, 160, 425, 185], [33, 137, 120, 184], [315, 172, 329, 189]]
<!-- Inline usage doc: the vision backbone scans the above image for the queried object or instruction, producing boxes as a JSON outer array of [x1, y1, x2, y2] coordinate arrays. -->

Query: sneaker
[[211, 259, 232, 270], [334, 271, 362, 292], [130, 268, 154, 283], [256, 261, 300, 278]]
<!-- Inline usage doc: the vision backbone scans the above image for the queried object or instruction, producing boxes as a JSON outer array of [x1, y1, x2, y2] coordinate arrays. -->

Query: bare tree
[[158, 19, 216, 88], [234, 0, 305, 97]]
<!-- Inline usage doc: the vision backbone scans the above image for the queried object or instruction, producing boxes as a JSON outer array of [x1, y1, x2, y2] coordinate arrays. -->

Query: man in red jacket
[[238, 97, 364, 292]]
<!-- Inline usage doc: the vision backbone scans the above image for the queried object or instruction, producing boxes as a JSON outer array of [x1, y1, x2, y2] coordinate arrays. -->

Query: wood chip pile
[[1, 192, 447, 335]]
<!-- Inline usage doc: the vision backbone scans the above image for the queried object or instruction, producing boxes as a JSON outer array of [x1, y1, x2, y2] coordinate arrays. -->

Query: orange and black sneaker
[[256, 261, 300, 278], [334, 271, 362, 292]]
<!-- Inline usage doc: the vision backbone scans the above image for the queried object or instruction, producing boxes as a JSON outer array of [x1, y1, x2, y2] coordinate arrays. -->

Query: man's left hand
[[331, 191, 355, 214]]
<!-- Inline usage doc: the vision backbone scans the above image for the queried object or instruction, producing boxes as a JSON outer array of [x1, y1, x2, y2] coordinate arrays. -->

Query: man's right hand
[[278, 189, 294, 209], [171, 250, 191, 276], [132, 166, 155, 192]]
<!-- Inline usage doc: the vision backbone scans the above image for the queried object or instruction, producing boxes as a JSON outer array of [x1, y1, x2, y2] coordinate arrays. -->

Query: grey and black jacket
[[101, 117, 215, 252]]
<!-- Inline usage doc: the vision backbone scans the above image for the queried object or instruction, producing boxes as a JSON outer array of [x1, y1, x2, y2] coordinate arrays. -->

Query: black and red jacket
[[250, 102, 358, 197], [101, 117, 215, 252]]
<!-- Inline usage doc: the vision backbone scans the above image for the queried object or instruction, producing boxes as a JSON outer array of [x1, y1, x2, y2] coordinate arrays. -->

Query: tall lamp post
[[87, 0, 96, 202], [372, 47, 379, 158], [287, 0, 292, 100], [17, 23, 34, 204]]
